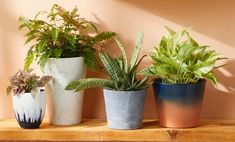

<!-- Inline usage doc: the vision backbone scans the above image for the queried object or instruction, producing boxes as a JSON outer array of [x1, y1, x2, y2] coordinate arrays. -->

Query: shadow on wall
[[202, 59, 235, 118], [119, 0, 235, 47]]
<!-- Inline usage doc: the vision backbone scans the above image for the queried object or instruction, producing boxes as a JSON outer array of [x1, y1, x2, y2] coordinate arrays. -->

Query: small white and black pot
[[12, 89, 46, 129], [103, 89, 147, 130]]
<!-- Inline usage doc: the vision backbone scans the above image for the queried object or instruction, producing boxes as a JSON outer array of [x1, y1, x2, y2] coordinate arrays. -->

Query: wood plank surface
[[0, 119, 235, 141]]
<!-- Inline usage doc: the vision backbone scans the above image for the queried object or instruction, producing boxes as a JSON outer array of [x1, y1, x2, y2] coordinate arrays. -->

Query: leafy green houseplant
[[19, 4, 116, 125], [66, 31, 149, 130], [19, 4, 116, 70], [66, 31, 148, 91], [141, 27, 224, 128], [7, 69, 52, 129]]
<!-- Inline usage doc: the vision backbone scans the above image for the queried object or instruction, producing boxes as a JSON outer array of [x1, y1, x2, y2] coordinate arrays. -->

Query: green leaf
[[24, 50, 34, 71], [205, 71, 217, 84], [117, 55, 124, 70], [165, 26, 177, 36], [83, 48, 99, 71], [93, 32, 116, 44], [130, 31, 143, 70], [54, 48, 63, 58], [140, 66, 156, 76], [37, 40, 47, 53], [65, 78, 113, 92], [135, 76, 149, 89], [115, 38, 128, 73], [130, 55, 147, 74], [99, 52, 118, 80], [25, 35, 37, 45], [39, 52, 50, 70], [51, 27, 59, 42]]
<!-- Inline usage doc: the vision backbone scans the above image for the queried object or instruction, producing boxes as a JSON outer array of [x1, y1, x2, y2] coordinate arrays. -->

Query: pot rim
[[153, 78, 206, 86], [103, 88, 147, 93], [48, 56, 84, 60], [15, 89, 45, 96]]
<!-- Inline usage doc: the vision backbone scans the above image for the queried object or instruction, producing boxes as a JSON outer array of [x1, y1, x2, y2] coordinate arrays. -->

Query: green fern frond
[[93, 32, 116, 44], [24, 49, 34, 71], [39, 52, 50, 70]]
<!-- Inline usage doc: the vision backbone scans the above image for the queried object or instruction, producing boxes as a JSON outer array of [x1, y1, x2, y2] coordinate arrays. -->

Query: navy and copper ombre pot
[[153, 78, 206, 128]]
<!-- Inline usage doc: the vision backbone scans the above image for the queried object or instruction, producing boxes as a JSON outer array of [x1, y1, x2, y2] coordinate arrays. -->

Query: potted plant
[[141, 27, 225, 128], [6, 69, 52, 129], [66, 31, 149, 130], [19, 4, 116, 125]]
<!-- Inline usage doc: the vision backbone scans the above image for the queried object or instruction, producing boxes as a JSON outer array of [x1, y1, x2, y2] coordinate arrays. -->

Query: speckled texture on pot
[[43, 57, 86, 125], [103, 89, 147, 130]]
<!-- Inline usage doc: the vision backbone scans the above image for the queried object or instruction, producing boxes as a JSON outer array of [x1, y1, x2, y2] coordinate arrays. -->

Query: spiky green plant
[[19, 4, 116, 71], [141, 26, 225, 84], [65, 31, 149, 92], [6, 69, 52, 96]]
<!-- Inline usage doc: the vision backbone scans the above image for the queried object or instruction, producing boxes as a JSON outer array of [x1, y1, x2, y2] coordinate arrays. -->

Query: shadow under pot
[[103, 89, 147, 130], [153, 79, 206, 128], [12, 89, 46, 129]]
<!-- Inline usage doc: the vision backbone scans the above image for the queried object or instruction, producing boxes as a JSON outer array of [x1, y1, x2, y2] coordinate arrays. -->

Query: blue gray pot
[[103, 89, 147, 130], [152, 79, 206, 128]]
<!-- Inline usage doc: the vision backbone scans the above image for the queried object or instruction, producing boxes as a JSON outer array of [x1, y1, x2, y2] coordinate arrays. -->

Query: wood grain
[[0, 119, 235, 141]]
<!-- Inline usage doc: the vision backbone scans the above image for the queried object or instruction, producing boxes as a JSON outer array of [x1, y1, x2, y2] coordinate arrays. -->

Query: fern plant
[[66, 31, 149, 92], [141, 26, 224, 84], [19, 4, 116, 70]]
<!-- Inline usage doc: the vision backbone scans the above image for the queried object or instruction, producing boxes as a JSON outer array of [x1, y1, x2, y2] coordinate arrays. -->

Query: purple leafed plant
[[6, 69, 52, 95]]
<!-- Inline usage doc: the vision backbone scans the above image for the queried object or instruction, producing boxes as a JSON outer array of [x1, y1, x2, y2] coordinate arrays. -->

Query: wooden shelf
[[0, 119, 235, 141]]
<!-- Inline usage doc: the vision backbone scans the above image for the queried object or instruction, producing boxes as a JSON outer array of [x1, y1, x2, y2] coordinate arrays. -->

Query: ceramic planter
[[12, 89, 46, 129], [43, 57, 86, 125], [153, 79, 206, 128], [103, 89, 147, 130]]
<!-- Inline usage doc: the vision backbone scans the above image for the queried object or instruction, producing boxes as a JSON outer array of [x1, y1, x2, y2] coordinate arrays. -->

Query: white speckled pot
[[103, 89, 147, 130], [43, 57, 86, 125], [12, 88, 46, 129]]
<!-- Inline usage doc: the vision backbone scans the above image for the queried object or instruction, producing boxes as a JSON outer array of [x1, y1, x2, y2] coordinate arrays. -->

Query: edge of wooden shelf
[[0, 119, 235, 141]]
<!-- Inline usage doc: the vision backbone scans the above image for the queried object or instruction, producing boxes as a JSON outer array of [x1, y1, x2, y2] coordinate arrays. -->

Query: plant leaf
[[115, 38, 128, 73], [65, 78, 113, 92], [37, 40, 47, 53], [130, 31, 143, 70], [24, 50, 34, 71], [51, 27, 59, 42]]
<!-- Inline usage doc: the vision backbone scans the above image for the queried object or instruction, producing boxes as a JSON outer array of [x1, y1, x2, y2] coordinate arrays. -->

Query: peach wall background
[[0, 0, 235, 119]]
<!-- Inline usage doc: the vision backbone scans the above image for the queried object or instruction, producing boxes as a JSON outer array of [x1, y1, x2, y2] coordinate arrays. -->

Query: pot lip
[[15, 89, 45, 96], [48, 56, 84, 60], [103, 88, 147, 93], [153, 78, 206, 86]]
